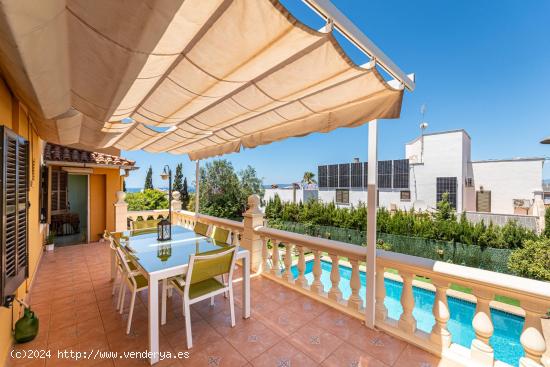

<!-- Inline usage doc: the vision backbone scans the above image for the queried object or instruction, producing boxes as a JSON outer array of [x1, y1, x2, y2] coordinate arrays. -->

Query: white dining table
[[111, 225, 250, 365]]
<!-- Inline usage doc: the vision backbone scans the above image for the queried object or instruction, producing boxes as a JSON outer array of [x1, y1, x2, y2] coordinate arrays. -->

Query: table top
[[115, 225, 245, 274]]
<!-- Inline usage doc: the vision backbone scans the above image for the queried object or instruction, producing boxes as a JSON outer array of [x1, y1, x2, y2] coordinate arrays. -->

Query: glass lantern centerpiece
[[157, 165, 172, 241]]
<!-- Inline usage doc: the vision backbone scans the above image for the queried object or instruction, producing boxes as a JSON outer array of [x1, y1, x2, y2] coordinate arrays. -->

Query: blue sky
[[123, 0, 550, 189]]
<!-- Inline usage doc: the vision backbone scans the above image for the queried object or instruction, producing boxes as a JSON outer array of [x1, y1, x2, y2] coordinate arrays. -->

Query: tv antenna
[[419, 104, 428, 162]]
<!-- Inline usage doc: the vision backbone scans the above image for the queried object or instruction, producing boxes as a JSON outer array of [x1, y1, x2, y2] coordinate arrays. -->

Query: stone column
[[242, 195, 264, 272], [114, 191, 128, 232]]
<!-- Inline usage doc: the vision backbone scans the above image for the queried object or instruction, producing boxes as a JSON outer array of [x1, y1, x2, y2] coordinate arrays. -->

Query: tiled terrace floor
[[8, 242, 441, 367]]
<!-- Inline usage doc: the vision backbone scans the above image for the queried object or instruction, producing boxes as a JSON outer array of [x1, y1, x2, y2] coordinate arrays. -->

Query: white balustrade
[[252, 225, 549, 367]]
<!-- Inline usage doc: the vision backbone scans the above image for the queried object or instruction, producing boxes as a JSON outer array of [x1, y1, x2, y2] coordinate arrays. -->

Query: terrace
[[8, 199, 549, 367], [0, 0, 549, 366]]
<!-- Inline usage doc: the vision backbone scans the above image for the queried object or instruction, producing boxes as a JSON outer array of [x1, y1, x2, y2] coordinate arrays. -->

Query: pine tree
[[144, 166, 154, 190], [173, 163, 183, 195], [182, 177, 190, 208], [123, 179, 127, 192]]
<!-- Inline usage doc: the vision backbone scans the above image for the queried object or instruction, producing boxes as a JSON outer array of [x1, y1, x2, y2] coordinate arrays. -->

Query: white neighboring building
[[263, 184, 318, 204], [265, 130, 545, 218]]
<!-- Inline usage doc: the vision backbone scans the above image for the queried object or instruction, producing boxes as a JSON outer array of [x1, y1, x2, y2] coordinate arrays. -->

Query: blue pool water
[[290, 260, 524, 366]]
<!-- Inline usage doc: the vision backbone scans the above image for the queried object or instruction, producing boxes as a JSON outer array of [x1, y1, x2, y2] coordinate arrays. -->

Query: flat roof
[[406, 129, 471, 146], [471, 157, 545, 164]]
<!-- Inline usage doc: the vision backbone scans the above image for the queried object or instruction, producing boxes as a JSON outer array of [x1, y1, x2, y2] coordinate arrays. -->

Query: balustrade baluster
[[398, 271, 416, 334], [261, 237, 269, 273], [375, 263, 387, 322], [328, 253, 342, 302], [347, 258, 361, 311], [296, 246, 307, 288], [519, 301, 547, 367], [271, 240, 280, 276], [310, 250, 323, 294], [471, 289, 494, 367], [430, 278, 451, 349], [284, 243, 294, 283]]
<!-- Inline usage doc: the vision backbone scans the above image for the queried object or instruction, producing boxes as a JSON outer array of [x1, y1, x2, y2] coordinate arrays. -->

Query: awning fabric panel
[[0, 0, 404, 160]]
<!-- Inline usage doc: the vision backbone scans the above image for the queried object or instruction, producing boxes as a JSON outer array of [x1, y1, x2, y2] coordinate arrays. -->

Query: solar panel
[[328, 164, 338, 188], [436, 177, 457, 208], [378, 160, 392, 189], [318, 165, 328, 188], [350, 162, 362, 188], [393, 159, 409, 189], [338, 163, 350, 188], [363, 162, 368, 188]]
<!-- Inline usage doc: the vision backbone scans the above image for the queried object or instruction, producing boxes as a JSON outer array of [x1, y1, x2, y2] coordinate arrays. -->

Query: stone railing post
[[114, 191, 128, 232], [171, 191, 182, 212], [471, 289, 495, 367], [242, 195, 264, 272]]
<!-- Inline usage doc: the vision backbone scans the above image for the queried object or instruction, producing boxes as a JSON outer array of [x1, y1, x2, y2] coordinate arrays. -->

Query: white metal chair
[[163, 246, 238, 349], [115, 246, 148, 334]]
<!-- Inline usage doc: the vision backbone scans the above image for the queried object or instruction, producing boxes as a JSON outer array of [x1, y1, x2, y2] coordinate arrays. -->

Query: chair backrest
[[131, 219, 159, 231], [183, 246, 238, 296], [211, 226, 230, 244], [193, 222, 209, 236]]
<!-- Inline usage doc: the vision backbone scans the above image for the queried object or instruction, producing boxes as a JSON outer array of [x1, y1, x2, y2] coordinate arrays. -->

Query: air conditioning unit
[[513, 199, 532, 208]]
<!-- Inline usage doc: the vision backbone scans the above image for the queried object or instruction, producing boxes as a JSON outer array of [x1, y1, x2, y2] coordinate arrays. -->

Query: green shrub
[[126, 189, 168, 211], [508, 238, 550, 281]]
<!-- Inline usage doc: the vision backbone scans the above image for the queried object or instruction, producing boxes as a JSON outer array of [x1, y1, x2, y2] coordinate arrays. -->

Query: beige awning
[[0, 0, 405, 160]]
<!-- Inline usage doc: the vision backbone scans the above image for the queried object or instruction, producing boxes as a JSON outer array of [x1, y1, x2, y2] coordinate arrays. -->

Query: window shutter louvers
[[1, 127, 29, 299]]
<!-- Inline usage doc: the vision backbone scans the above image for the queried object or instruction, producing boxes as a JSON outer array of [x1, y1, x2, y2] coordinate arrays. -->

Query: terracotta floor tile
[[165, 319, 222, 351], [322, 343, 389, 367], [251, 340, 318, 367], [257, 305, 309, 337], [224, 319, 281, 361], [288, 323, 343, 363], [312, 308, 364, 341], [347, 327, 407, 366], [393, 344, 442, 367], [184, 338, 248, 367]]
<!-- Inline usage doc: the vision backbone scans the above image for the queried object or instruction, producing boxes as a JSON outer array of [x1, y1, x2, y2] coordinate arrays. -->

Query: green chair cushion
[[212, 227, 230, 244], [133, 274, 148, 289], [194, 222, 209, 236], [171, 277, 224, 300]]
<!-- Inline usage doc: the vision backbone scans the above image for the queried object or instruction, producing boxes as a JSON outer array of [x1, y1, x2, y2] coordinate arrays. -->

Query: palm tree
[[302, 171, 316, 185]]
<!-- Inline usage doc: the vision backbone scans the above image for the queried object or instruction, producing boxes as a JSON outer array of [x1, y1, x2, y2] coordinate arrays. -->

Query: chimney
[[353, 157, 360, 163]]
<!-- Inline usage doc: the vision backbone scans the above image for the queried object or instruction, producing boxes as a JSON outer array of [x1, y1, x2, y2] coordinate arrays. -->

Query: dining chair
[[131, 218, 160, 230], [166, 246, 238, 349], [193, 222, 209, 236], [107, 232, 138, 300], [116, 246, 148, 334], [211, 226, 230, 244]]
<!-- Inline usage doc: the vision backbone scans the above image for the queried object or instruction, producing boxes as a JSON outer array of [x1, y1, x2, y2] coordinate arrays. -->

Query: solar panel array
[[338, 163, 350, 188], [393, 159, 410, 189], [436, 177, 457, 208], [318, 165, 328, 188], [350, 162, 362, 188], [317, 159, 409, 189], [328, 164, 338, 188]]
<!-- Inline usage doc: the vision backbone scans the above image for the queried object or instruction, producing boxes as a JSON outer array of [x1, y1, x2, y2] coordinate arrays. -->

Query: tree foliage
[[173, 163, 184, 195], [126, 189, 168, 211], [198, 160, 263, 219], [144, 166, 154, 190], [265, 194, 537, 250], [508, 238, 550, 281], [302, 171, 316, 185], [182, 177, 190, 209]]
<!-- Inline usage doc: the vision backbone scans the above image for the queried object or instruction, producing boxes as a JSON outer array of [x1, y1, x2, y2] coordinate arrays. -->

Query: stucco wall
[[471, 159, 543, 214], [0, 80, 44, 364]]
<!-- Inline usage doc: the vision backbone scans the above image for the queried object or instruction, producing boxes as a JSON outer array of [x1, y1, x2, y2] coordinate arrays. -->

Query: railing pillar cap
[[244, 194, 262, 216]]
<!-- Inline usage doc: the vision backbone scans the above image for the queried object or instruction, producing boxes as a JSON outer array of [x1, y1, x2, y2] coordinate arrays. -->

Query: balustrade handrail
[[127, 209, 168, 216], [175, 210, 244, 232], [255, 225, 367, 259], [377, 249, 550, 304]]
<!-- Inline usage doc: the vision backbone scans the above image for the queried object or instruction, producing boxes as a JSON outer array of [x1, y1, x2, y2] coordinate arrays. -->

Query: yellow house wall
[[0, 79, 44, 364], [89, 168, 121, 241]]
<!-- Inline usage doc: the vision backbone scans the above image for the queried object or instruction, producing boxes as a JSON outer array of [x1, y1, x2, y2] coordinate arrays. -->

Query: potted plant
[[45, 231, 55, 251]]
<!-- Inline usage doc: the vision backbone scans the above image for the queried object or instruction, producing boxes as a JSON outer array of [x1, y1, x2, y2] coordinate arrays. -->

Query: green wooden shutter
[[1, 127, 29, 300]]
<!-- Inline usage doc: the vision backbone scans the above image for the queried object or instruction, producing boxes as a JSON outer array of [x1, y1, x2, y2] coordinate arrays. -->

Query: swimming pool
[[290, 260, 524, 366]]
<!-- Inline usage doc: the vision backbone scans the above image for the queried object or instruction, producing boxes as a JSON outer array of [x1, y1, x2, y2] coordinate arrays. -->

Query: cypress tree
[[173, 163, 183, 194], [144, 166, 154, 190], [182, 177, 190, 208]]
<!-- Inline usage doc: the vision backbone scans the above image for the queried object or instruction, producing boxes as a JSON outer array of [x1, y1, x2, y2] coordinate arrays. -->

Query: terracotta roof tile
[[44, 143, 136, 168]]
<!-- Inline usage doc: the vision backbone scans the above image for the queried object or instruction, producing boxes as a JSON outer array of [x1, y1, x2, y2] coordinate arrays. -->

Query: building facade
[[266, 130, 545, 217]]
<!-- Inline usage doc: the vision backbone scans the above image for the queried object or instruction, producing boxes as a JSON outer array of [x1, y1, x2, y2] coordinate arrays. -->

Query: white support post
[[365, 120, 378, 329], [195, 160, 200, 216]]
